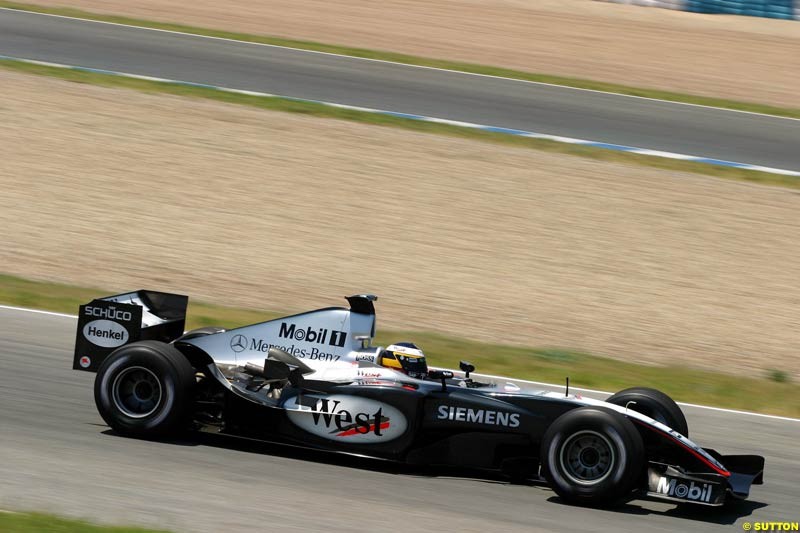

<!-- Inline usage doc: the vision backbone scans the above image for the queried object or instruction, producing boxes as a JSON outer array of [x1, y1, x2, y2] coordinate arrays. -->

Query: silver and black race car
[[73, 290, 764, 507]]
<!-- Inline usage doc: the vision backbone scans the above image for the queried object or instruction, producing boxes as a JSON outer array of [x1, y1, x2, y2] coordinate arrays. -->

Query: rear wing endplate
[[73, 290, 188, 372]]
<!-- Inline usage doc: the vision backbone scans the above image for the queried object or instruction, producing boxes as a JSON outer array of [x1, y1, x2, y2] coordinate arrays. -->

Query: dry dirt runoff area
[[1, 70, 799, 378], [17, 0, 800, 107]]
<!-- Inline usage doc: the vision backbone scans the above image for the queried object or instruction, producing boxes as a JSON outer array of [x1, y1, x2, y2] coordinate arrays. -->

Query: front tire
[[541, 407, 644, 506], [94, 341, 196, 438], [606, 387, 688, 436]]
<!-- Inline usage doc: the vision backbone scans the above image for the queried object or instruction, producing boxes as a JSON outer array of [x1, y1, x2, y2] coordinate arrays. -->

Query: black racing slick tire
[[540, 407, 644, 507], [606, 387, 689, 437], [94, 341, 196, 438]]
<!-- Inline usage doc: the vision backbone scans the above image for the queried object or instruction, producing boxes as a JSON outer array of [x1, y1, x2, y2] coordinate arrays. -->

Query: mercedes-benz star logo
[[230, 334, 248, 353]]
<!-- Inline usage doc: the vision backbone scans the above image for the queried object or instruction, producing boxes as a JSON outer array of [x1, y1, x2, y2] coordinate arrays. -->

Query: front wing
[[645, 454, 764, 506]]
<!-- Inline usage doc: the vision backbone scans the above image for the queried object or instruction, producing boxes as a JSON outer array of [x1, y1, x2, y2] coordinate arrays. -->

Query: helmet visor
[[397, 354, 428, 379]]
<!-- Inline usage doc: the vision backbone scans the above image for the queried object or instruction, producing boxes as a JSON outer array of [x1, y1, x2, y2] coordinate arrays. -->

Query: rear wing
[[73, 290, 188, 371]]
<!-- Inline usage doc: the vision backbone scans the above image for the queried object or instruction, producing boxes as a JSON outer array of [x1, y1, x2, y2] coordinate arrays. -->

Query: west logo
[[436, 406, 521, 428], [286, 395, 407, 443], [312, 398, 388, 437], [278, 322, 347, 347], [655, 477, 713, 503]]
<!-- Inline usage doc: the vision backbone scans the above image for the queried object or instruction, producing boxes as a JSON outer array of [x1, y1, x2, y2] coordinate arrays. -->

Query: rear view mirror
[[459, 361, 475, 379], [428, 370, 454, 380], [428, 369, 453, 392]]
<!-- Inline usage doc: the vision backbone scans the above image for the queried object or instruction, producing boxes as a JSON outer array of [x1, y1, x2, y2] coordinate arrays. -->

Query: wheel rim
[[559, 430, 616, 485], [111, 366, 163, 419]]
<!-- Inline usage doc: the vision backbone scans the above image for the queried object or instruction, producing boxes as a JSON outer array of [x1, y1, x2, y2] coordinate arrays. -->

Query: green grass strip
[[2, 58, 798, 190], [1, 274, 796, 417], [0, 1, 798, 119], [0, 511, 170, 533]]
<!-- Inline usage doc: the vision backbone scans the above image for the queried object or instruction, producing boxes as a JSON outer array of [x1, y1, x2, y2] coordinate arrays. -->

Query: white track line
[[674, 402, 800, 422], [2, 7, 798, 123], [2, 303, 797, 422], [0, 304, 76, 318]]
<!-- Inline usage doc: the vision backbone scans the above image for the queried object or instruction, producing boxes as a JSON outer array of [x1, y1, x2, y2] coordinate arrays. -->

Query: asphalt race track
[[1, 9, 800, 171], [1, 306, 797, 532]]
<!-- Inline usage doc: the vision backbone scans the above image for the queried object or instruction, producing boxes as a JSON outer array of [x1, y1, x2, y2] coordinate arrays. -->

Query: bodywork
[[73, 291, 764, 506]]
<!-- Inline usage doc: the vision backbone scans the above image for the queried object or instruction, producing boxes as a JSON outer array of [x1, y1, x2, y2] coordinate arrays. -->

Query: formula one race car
[[73, 291, 764, 507]]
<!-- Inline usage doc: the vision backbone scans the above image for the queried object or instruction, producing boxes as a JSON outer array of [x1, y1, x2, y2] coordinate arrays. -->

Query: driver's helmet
[[378, 342, 428, 379]]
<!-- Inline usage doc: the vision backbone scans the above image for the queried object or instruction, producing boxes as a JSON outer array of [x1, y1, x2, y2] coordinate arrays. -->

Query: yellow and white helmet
[[378, 342, 428, 379]]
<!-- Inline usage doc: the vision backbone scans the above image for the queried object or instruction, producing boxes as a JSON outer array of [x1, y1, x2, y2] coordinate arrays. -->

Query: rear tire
[[541, 407, 644, 506], [94, 341, 196, 438], [606, 387, 688, 436]]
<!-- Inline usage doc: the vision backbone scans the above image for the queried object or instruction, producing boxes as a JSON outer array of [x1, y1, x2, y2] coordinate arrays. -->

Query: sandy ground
[[16, 0, 800, 107], [1, 70, 799, 377]]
